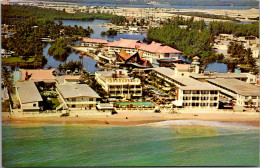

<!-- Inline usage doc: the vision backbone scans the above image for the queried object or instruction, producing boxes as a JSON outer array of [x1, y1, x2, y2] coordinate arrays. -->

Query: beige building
[[173, 63, 191, 77], [207, 78, 260, 107], [15, 81, 43, 112], [56, 84, 100, 110], [150, 67, 220, 108], [95, 70, 142, 98]]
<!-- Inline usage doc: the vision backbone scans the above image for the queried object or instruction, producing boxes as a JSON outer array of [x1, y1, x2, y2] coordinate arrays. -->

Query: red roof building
[[19, 69, 56, 81], [82, 38, 109, 44]]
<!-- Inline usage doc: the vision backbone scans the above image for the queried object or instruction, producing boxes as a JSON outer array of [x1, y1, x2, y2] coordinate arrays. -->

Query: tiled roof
[[108, 38, 141, 48], [19, 69, 56, 81], [108, 38, 182, 54], [56, 84, 100, 99], [82, 38, 109, 43], [139, 41, 182, 54]]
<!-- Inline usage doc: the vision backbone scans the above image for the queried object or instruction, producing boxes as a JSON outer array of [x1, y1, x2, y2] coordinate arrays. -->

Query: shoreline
[[2, 111, 259, 127]]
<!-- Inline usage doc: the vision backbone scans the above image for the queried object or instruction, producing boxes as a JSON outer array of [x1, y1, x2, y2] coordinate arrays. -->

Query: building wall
[[236, 95, 259, 107], [15, 86, 41, 111], [108, 84, 142, 97], [178, 89, 219, 108], [65, 97, 98, 110], [95, 72, 142, 98], [153, 70, 219, 108], [207, 81, 260, 107], [174, 69, 190, 78], [107, 46, 180, 59], [21, 102, 41, 111]]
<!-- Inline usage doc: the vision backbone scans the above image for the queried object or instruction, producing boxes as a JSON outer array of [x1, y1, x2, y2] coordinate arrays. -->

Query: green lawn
[[49, 98, 60, 109], [2, 56, 35, 64]]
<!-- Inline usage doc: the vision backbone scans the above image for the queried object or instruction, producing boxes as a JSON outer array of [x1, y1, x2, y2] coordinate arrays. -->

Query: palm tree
[[2, 67, 13, 91]]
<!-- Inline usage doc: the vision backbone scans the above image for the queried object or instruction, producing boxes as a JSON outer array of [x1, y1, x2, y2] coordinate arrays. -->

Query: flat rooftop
[[16, 81, 43, 104], [56, 84, 100, 99], [151, 67, 219, 90], [190, 72, 247, 79], [96, 71, 130, 82], [207, 78, 260, 96]]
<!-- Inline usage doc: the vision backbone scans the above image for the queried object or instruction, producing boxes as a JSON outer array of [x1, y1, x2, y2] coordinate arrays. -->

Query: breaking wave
[[140, 120, 258, 129]]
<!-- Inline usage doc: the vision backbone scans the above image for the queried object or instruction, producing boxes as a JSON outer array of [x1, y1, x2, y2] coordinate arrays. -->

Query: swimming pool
[[115, 102, 155, 107]]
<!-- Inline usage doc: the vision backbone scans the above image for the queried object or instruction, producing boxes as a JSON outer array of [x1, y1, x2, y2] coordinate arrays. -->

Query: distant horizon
[[4, 0, 259, 8]]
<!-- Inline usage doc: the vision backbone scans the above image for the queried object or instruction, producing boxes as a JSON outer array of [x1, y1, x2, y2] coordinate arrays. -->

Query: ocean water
[[2, 121, 259, 167]]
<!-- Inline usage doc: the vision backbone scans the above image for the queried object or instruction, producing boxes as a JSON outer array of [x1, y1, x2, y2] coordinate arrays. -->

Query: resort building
[[56, 84, 100, 110], [81, 38, 109, 53], [15, 81, 43, 112], [206, 78, 260, 107], [107, 39, 182, 59], [95, 70, 142, 99], [190, 72, 258, 85], [148, 67, 220, 108], [81, 38, 182, 60]]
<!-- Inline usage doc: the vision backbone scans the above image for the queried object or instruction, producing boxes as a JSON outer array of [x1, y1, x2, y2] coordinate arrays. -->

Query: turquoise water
[[115, 101, 155, 107], [2, 122, 259, 167]]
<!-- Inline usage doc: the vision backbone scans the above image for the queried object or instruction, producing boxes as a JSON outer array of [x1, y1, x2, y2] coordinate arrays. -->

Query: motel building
[[95, 70, 142, 99], [56, 83, 101, 110], [148, 67, 220, 108], [15, 81, 43, 112], [206, 78, 260, 107], [81, 38, 109, 53]]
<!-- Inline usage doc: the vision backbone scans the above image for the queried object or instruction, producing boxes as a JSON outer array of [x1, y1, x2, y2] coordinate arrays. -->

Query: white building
[[207, 78, 260, 107], [16, 81, 43, 112], [56, 84, 100, 110], [95, 70, 142, 99], [150, 67, 220, 108]]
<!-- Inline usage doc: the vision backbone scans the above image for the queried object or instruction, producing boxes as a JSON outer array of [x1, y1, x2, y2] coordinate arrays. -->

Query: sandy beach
[[2, 111, 259, 127]]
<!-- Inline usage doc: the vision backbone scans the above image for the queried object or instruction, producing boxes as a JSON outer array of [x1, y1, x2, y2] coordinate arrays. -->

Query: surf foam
[[140, 120, 258, 129]]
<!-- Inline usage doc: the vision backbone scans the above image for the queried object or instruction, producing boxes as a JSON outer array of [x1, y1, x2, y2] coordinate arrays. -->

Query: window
[[72, 98, 76, 101], [201, 91, 209, 94], [184, 91, 191, 94], [192, 91, 199, 94], [192, 97, 199, 100], [89, 98, 93, 101], [33, 103, 36, 107], [210, 91, 217, 94], [72, 105, 76, 108]]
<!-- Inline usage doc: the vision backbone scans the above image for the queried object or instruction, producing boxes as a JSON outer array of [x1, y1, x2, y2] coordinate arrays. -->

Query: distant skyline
[[4, 0, 259, 7]]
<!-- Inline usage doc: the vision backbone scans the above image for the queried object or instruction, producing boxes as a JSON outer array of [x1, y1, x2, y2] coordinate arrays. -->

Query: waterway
[[55, 19, 147, 41], [41, 19, 147, 73], [52, 19, 227, 73], [6, 19, 227, 73]]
